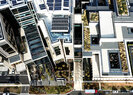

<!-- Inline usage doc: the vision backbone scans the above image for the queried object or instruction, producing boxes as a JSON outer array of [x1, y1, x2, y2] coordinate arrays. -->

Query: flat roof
[[99, 11, 115, 38]]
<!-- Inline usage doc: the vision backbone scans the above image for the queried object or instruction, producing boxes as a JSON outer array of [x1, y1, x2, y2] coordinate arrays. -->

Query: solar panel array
[[11, 0, 23, 6], [0, 0, 6, 5], [39, 4, 46, 10], [52, 16, 69, 30], [64, 0, 69, 7], [47, 0, 54, 10], [46, 0, 69, 11], [54, 0, 62, 10]]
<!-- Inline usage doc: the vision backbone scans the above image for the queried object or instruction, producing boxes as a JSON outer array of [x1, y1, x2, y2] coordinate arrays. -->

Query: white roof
[[38, 20, 49, 38], [16, 63, 26, 72], [74, 14, 82, 23], [101, 49, 110, 73], [89, 23, 98, 35], [0, 66, 8, 72], [99, 11, 114, 38]]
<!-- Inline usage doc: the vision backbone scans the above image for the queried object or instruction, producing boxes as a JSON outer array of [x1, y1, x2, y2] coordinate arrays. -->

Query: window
[[18, 6, 29, 13], [65, 47, 70, 55], [1, 44, 15, 54], [54, 46, 61, 56]]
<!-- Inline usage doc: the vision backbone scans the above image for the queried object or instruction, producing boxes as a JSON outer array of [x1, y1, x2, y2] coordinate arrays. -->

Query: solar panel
[[54, 7, 61, 10], [55, 0, 62, 2], [47, 3, 53, 6], [47, 0, 53, 2], [64, 0, 69, 1], [49, 7, 53, 10], [39, 4, 46, 10], [1, 0, 6, 4], [55, 2, 61, 6], [64, 2, 69, 7]]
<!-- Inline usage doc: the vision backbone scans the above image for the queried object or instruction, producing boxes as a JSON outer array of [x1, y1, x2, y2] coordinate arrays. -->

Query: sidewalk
[[73, 60, 83, 90]]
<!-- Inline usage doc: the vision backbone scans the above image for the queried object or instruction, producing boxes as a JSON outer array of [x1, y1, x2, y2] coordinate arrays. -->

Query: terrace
[[89, 12, 99, 22], [116, 0, 129, 16]]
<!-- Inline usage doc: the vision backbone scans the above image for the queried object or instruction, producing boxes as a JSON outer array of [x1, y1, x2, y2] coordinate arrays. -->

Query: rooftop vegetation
[[117, 0, 129, 15], [30, 83, 73, 94], [101, 83, 133, 90], [89, 12, 99, 22], [84, 28, 90, 51], [0, 87, 21, 94], [82, 10, 89, 26], [82, 82, 99, 90], [118, 42, 128, 72]]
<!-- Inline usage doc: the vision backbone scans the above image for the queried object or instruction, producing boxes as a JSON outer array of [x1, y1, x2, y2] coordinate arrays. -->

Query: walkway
[[73, 60, 83, 90]]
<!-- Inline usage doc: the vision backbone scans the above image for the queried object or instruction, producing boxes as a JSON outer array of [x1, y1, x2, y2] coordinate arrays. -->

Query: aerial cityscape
[[0, 0, 133, 95]]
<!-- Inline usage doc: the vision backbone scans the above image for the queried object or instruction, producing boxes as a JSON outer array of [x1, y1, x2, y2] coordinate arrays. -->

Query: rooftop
[[43, 15, 72, 43], [99, 11, 115, 38], [33, 0, 70, 14]]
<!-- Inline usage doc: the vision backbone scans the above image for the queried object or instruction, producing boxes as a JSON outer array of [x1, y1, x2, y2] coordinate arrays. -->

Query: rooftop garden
[[55, 59, 64, 64], [55, 62, 73, 81], [82, 82, 99, 90], [84, 28, 90, 51], [118, 42, 128, 72], [116, 0, 129, 15], [82, 10, 89, 26], [89, 12, 99, 22], [0, 87, 21, 94], [83, 58, 92, 81], [29, 83, 73, 94], [101, 83, 133, 91]]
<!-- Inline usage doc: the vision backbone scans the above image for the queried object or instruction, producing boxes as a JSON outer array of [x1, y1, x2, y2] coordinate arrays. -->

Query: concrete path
[[73, 60, 83, 90]]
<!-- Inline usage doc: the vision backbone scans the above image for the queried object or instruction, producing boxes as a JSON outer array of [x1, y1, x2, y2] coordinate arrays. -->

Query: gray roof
[[122, 26, 133, 38]]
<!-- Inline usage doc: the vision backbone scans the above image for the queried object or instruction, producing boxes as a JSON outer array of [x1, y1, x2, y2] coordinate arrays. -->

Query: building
[[0, 8, 29, 86], [33, 0, 74, 64], [82, 0, 133, 82]]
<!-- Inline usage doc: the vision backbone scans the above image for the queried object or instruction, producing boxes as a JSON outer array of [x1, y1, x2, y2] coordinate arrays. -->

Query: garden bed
[[118, 42, 128, 72], [82, 82, 99, 90], [55, 62, 72, 81], [101, 83, 133, 91], [116, 0, 129, 15], [89, 12, 99, 22], [29, 83, 73, 94], [82, 10, 89, 26], [83, 58, 92, 81], [84, 28, 90, 51], [0, 87, 21, 94]]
